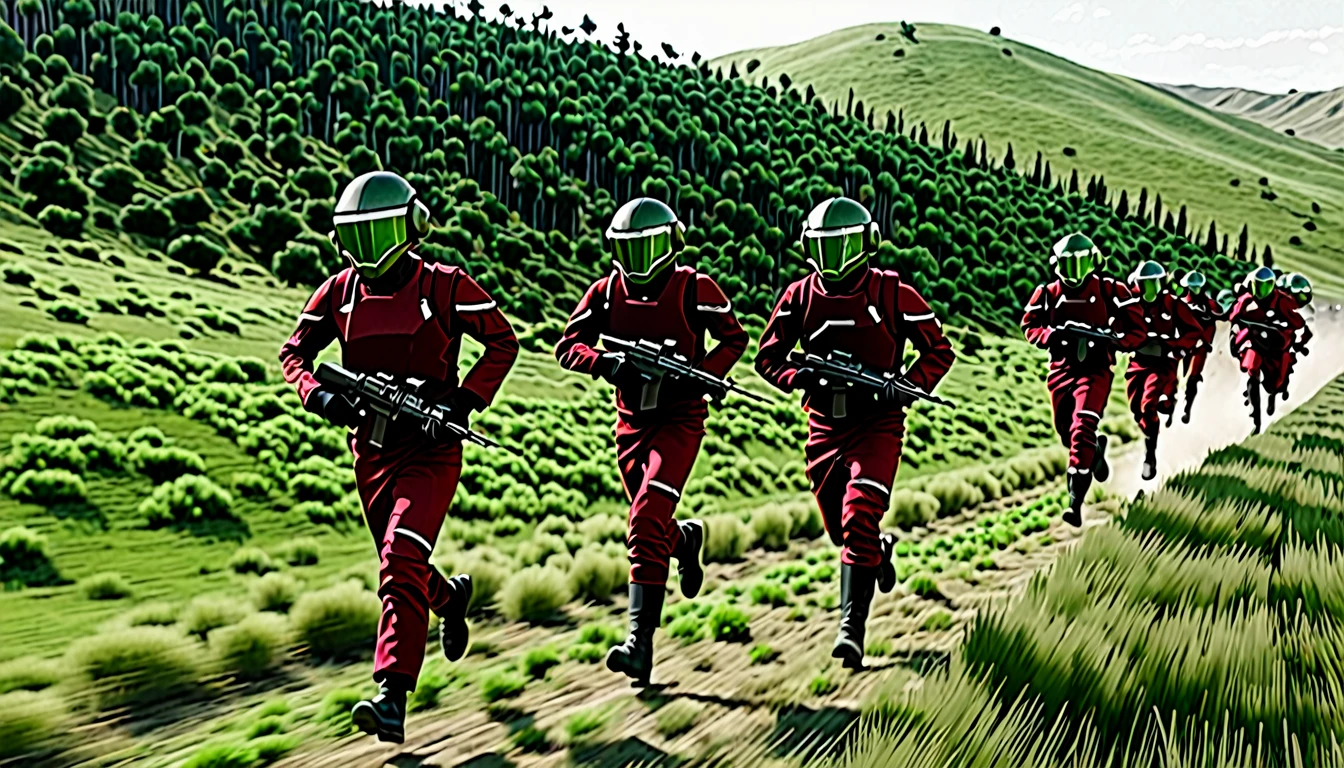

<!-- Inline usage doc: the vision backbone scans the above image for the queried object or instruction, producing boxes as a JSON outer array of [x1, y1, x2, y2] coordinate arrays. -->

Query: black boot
[[831, 564, 877, 671], [1266, 389, 1277, 416], [1063, 470, 1091, 528], [876, 533, 897, 594], [351, 681, 408, 743], [1165, 408, 1174, 428], [606, 583, 665, 685], [1141, 433, 1158, 481], [1248, 378, 1262, 434], [1092, 434, 1110, 483], [1181, 380, 1198, 424], [673, 519, 705, 599], [438, 574, 473, 663]]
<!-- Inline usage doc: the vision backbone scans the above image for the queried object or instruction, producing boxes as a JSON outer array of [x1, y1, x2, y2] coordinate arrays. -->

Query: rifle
[[315, 362, 512, 452], [787, 350, 955, 408], [1051, 321, 1121, 344], [597, 335, 770, 406]]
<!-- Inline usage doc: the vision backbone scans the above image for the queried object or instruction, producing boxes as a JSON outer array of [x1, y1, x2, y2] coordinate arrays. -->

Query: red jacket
[[1021, 275, 1146, 369], [1181, 292, 1221, 347], [555, 266, 748, 417], [1229, 290, 1305, 354], [1131, 290, 1204, 360], [279, 258, 518, 409], [755, 269, 954, 416]]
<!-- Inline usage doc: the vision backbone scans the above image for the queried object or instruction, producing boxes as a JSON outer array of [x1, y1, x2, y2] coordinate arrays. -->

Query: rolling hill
[[1158, 83, 1344, 149], [715, 23, 1344, 298]]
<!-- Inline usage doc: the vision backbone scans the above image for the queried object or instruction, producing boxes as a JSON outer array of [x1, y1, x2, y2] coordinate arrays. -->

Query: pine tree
[[1085, 175, 1096, 201], [1003, 142, 1015, 171], [1176, 205, 1188, 237], [1068, 168, 1080, 196], [1204, 220, 1218, 254], [1220, 233, 1229, 255], [1116, 189, 1129, 218], [941, 120, 952, 153], [1136, 188, 1149, 221], [846, 87, 854, 116], [1153, 194, 1163, 228], [1236, 224, 1249, 260], [918, 123, 929, 145], [897, 108, 904, 133], [1042, 161, 1053, 189], [1030, 152, 1042, 184], [1250, 245, 1259, 264], [1263, 244, 1274, 267], [978, 138, 987, 168], [885, 110, 896, 133], [1164, 211, 1176, 232]]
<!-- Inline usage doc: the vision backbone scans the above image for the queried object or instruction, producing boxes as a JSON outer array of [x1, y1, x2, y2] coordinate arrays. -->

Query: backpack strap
[[417, 259, 454, 337], [875, 270, 905, 374]]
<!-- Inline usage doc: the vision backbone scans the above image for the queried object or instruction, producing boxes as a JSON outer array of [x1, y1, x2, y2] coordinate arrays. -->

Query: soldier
[[1228, 266, 1305, 433], [279, 172, 519, 742], [1277, 273, 1315, 405], [555, 198, 748, 686], [1124, 261, 1202, 479], [1171, 270, 1220, 424], [755, 197, 955, 671], [1021, 234, 1145, 526]]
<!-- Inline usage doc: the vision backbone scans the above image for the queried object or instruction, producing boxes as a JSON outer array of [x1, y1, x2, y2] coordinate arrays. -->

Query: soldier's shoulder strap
[[874, 268, 904, 341]]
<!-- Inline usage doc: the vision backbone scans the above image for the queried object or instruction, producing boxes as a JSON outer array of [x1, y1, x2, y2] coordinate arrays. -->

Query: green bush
[[126, 426, 168, 450], [704, 514, 751, 563], [8, 469, 86, 505], [520, 646, 561, 680], [885, 489, 941, 529], [750, 581, 790, 607], [751, 505, 793, 551], [0, 691, 63, 759], [749, 644, 780, 665], [140, 475, 235, 527], [564, 705, 611, 743], [179, 596, 250, 639], [228, 546, 276, 575], [251, 572, 302, 613], [279, 537, 320, 567], [67, 627, 203, 709], [290, 582, 380, 658], [230, 471, 272, 498], [0, 526, 62, 587], [655, 699, 703, 738], [74, 432, 127, 473], [809, 674, 838, 696], [707, 604, 751, 643], [37, 205, 83, 238], [130, 445, 206, 484], [790, 503, 826, 540], [46, 302, 89, 325], [210, 613, 289, 679], [499, 566, 572, 623], [81, 572, 133, 600], [125, 601, 177, 627], [480, 670, 526, 703], [451, 553, 508, 613], [907, 573, 941, 599], [921, 609, 954, 632], [182, 740, 259, 768], [0, 657, 63, 694], [34, 415, 97, 440], [568, 547, 626, 603]]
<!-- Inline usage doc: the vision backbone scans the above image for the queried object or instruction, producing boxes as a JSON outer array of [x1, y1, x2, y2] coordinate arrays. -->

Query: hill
[[1157, 83, 1344, 150], [715, 23, 1344, 297]]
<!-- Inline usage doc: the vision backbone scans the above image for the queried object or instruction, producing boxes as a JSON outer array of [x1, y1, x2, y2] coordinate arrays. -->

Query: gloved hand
[[788, 367, 827, 397], [308, 388, 361, 429], [443, 390, 485, 430], [878, 380, 916, 407], [597, 352, 649, 392]]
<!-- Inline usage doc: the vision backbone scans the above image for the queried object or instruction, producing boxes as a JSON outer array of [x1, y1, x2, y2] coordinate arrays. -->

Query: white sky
[[434, 0, 1344, 93]]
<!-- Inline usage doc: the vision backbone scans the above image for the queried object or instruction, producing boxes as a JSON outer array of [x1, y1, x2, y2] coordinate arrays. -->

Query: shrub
[[0, 657, 63, 694], [749, 644, 780, 665], [568, 547, 626, 603], [279, 537, 320, 566], [480, 670, 526, 703], [0, 526, 62, 587], [499, 566, 572, 623], [228, 546, 275, 575], [0, 691, 63, 759], [74, 433, 127, 473], [37, 205, 83, 238], [666, 614, 703, 644], [131, 446, 206, 484], [182, 740, 259, 768], [704, 514, 750, 563], [520, 646, 561, 680], [140, 475, 235, 527], [1, 263, 35, 286], [452, 553, 508, 613], [211, 613, 289, 679], [317, 687, 364, 728], [809, 674, 838, 696], [125, 601, 177, 627], [167, 235, 226, 274], [126, 426, 168, 450], [751, 505, 793, 551], [906, 573, 941, 599], [408, 666, 458, 712], [180, 596, 250, 639], [564, 705, 611, 743], [790, 503, 826, 540], [8, 468, 86, 505], [655, 699, 703, 738], [750, 581, 790, 607], [291, 582, 380, 658], [921, 609, 954, 632], [81, 572, 133, 600], [67, 627, 203, 709], [230, 471, 272, 498], [567, 644, 605, 663], [885, 489, 940, 529], [251, 572, 302, 613], [707, 604, 751, 643]]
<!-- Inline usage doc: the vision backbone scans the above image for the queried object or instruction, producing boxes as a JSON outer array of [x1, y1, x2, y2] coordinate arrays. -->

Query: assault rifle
[[1051, 320, 1121, 344], [315, 362, 511, 452], [597, 335, 770, 405], [787, 350, 955, 408]]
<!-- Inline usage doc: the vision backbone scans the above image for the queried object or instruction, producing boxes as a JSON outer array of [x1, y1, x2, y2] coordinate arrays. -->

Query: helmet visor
[[612, 228, 674, 283], [334, 207, 411, 278], [1251, 278, 1274, 299], [1297, 290, 1313, 306], [804, 230, 866, 281], [1056, 252, 1096, 287]]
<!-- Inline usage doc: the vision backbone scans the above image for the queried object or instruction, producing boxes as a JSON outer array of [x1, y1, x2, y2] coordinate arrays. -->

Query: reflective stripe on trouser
[[1182, 348, 1208, 382], [616, 407, 706, 585], [1239, 347, 1292, 394], [1126, 357, 1179, 438], [1046, 363, 1113, 471], [805, 410, 904, 569], [351, 435, 463, 686]]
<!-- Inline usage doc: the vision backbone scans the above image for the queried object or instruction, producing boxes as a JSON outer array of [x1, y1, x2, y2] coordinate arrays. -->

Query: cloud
[[1115, 25, 1342, 57], [1093, 7, 1111, 17], [1309, 41, 1329, 55], [1051, 2, 1084, 23], [1126, 33, 1154, 46]]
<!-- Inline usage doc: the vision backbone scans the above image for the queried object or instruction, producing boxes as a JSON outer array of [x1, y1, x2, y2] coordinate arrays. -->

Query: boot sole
[[831, 639, 865, 671], [1092, 434, 1110, 483], [1062, 509, 1083, 528], [441, 575, 473, 663], [351, 702, 404, 744], [678, 520, 705, 599], [605, 647, 650, 685]]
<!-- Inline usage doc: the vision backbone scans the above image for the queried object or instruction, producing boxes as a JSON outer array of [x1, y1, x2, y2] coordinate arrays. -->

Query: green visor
[[1251, 279, 1274, 299], [333, 206, 412, 278], [803, 228, 866, 281], [1137, 278, 1161, 302], [1056, 252, 1096, 287], [609, 226, 675, 283]]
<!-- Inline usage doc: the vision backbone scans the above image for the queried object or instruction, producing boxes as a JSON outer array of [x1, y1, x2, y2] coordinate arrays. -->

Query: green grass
[[718, 23, 1344, 297]]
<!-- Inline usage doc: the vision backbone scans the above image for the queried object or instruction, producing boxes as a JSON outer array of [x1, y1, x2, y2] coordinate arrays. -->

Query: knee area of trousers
[[846, 478, 891, 507], [629, 559, 669, 585]]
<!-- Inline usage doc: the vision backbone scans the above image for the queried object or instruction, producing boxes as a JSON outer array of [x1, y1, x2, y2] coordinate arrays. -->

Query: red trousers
[[1046, 363, 1112, 472], [350, 435, 462, 687], [616, 406, 706, 585], [805, 411, 904, 568], [1126, 356, 1179, 437], [1239, 347, 1293, 394], [1181, 347, 1209, 382]]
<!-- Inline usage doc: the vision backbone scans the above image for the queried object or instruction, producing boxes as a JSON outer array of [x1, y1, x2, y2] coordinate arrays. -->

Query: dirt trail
[[279, 311, 1342, 768]]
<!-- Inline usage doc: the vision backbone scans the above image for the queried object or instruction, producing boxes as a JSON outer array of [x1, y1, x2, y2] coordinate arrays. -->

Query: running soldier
[[1172, 270, 1220, 424], [1229, 266, 1305, 433]]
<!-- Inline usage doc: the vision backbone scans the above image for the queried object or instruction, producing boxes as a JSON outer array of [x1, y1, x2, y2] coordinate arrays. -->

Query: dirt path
[[278, 311, 1342, 768]]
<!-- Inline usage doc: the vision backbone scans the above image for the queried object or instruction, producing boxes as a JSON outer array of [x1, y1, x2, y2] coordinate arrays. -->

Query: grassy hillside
[[715, 23, 1344, 298], [1159, 83, 1344, 150]]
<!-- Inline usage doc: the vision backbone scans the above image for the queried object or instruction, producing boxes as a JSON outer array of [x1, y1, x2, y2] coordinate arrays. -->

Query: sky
[[438, 0, 1344, 94]]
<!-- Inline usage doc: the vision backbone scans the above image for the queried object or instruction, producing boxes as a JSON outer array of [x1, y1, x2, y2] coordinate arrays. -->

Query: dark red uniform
[[556, 266, 747, 585], [1180, 292, 1220, 383], [1124, 291, 1202, 436], [755, 269, 954, 568], [280, 257, 518, 686], [1021, 275, 1145, 473], [1229, 290, 1305, 395]]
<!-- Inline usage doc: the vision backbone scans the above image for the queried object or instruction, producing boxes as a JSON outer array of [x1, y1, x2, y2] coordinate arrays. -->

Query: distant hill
[[1157, 83, 1344, 149], [716, 23, 1344, 297]]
